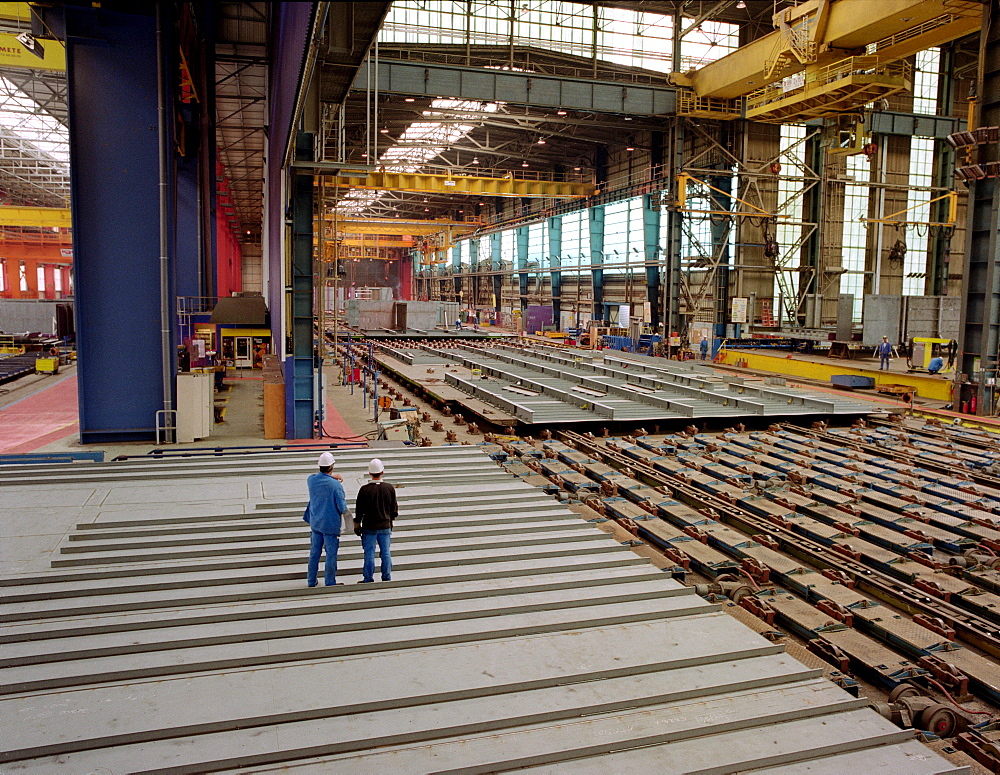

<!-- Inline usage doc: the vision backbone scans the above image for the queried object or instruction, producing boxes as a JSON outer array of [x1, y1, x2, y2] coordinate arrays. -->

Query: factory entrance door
[[234, 336, 253, 368]]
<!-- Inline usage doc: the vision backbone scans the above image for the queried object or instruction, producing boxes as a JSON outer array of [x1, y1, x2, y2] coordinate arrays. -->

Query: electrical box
[[377, 419, 411, 442]]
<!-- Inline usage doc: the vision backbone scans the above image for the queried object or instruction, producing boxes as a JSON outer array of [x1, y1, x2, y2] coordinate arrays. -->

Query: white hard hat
[[368, 458, 384, 474], [318, 452, 336, 467]]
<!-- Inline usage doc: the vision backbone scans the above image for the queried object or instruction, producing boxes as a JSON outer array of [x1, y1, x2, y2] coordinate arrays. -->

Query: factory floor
[[0, 357, 482, 461]]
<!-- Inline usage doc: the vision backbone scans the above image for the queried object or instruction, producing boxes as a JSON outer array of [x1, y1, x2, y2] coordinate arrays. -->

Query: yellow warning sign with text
[[0, 32, 65, 71]]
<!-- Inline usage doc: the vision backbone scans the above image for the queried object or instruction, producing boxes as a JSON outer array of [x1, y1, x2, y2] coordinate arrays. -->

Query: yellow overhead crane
[[673, 0, 981, 123], [322, 216, 482, 238], [319, 170, 596, 200], [0, 206, 71, 229]]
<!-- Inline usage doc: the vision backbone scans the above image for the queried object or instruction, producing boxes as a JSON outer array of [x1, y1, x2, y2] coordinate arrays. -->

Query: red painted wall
[[215, 205, 243, 297], [399, 255, 413, 300], [215, 162, 243, 297], [0, 233, 73, 299]]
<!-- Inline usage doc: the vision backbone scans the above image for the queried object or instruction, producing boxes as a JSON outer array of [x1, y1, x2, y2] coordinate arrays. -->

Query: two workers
[[303, 453, 397, 587]]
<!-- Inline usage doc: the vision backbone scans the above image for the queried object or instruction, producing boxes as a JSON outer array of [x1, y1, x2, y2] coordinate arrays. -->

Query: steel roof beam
[[352, 59, 677, 116]]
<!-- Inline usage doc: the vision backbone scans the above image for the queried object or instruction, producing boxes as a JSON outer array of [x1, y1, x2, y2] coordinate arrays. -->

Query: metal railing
[[746, 57, 912, 113]]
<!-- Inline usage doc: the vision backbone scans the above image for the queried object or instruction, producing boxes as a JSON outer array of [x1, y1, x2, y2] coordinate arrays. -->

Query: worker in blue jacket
[[928, 356, 944, 374], [303, 451, 348, 587], [877, 336, 893, 370]]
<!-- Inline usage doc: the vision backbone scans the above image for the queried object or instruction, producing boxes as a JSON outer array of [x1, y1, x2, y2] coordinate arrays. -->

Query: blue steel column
[[491, 232, 503, 319], [64, 8, 172, 442], [288, 132, 315, 437], [453, 243, 462, 303], [958, 1, 1000, 414], [643, 194, 661, 328], [548, 215, 562, 324], [589, 206, 605, 321], [710, 173, 732, 334], [516, 226, 529, 312], [175, 156, 202, 299], [470, 237, 479, 311]]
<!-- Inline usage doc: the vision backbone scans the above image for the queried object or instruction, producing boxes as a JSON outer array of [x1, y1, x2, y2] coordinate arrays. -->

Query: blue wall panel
[[175, 155, 202, 299], [66, 9, 167, 442]]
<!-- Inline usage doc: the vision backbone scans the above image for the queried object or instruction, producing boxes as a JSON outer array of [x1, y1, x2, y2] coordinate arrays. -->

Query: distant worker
[[928, 356, 944, 375], [303, 452, 348, 587], [353, 458, 397, 583], [455, 318, 462, 330], [877, 336, 893, 371], [699, 337, 709, 361]]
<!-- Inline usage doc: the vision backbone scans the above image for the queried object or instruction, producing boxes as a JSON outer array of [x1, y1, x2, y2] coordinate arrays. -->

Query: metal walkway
[[0, 446, 959, 772]]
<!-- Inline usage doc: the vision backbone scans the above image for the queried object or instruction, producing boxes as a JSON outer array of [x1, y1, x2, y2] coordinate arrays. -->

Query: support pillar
[[643, 194, 661, 329], [516, 226, 528, 313], [64, 7, 171, 442], [589, 206, 605, 321], [710, 172, 732, 332], [930, 44, 957, 297], [958, 0, 1000, 415], [491, 232, 502, 318], [548, 215, 562, 324], [663, 120, 684, 337], [288, 132, 315, 438]]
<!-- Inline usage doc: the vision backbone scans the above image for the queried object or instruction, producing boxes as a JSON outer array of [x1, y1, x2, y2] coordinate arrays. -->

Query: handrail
[[746, 57, 912, 112]]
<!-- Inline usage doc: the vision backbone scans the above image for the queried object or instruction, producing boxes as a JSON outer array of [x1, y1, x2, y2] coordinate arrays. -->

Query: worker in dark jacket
[[303, 451, 347, 587], [354, 458, 397, 583]]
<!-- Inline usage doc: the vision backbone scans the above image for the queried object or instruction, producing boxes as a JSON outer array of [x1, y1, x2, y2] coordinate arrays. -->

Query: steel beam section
[[327, 170, 596, 199], [2, 443, 953, 770], [354, 59, 677, 116], [959, 1, 1000, 416], [0, 206, 71, 228], [65, 8, 170, 443], [866, 110, 959, 139]]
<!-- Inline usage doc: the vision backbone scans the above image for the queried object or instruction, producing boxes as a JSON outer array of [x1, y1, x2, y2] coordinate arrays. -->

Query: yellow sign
[[0, 31, 65, 71], [0, 3, 32, 22]]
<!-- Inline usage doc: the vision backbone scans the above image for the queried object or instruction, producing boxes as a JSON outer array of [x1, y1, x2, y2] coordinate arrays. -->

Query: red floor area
[[0, 375, 79, 454], [288, 397, 368, 444]]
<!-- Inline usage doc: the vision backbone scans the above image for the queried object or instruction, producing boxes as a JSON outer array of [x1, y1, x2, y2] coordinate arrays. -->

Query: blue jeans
[[880, 354, 890, 370], [361, 529, 392, 582], [307, 531, 340, 586]]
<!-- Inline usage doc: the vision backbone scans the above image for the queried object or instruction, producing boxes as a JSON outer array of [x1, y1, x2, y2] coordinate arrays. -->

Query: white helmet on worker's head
[[368, 458, 384, 475], [318, 452, 336, 467]]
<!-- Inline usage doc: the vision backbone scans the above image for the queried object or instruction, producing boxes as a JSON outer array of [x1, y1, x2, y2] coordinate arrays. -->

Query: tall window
[[913, 48, 940, 116], [459, 239, 470, 267], [500, 230, 516, 269], [775, 125, 807, 317], [905, 137, 935, 296], [527, 221, 547, 270], [476, 235, 492, 267], [0, 259, 6, 293], [840, 154, 870, 320], [561, 210, 590, 273]]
